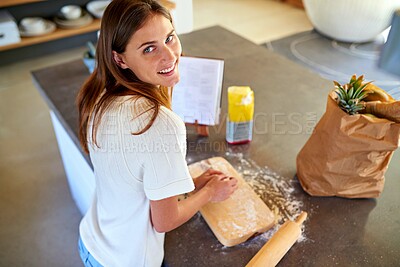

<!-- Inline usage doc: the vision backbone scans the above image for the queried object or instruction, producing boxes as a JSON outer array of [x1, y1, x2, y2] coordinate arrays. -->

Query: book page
[[172, 56, 224, 125]]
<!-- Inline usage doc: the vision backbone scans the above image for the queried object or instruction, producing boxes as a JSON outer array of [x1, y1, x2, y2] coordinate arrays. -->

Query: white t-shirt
[[79, 96, 195, 267]]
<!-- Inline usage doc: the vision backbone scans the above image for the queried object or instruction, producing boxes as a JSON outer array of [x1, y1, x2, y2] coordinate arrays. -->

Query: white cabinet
[[50, 111, 95, 215]]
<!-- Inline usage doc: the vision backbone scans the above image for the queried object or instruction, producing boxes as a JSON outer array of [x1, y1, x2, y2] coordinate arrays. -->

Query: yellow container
[[226, 86, 254, 144]]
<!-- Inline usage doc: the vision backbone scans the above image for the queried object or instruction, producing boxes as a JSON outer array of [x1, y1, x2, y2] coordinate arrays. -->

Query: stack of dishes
[[54, 5, 93, 29], [19, 17, 56, 37]]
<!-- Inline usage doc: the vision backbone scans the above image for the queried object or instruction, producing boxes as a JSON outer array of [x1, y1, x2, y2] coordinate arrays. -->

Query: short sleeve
[[135, 105, 194, 200]]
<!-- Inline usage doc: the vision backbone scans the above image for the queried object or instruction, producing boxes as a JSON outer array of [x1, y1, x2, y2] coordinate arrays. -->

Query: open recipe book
[[172, 56, 224, 126]]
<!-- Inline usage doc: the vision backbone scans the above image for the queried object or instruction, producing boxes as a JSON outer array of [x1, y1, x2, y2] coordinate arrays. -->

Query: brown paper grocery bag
[[296, 91, 400, 198]]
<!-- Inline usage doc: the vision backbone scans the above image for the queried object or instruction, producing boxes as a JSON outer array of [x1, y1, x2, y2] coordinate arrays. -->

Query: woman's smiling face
[[113, 14, 182, 87]]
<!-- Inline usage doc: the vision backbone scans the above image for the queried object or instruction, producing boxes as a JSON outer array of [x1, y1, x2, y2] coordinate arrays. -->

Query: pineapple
[[334, 75, 371, 115]]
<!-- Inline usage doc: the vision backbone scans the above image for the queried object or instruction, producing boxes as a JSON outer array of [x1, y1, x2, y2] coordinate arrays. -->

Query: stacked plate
[[54, 11, 93, 29], [19, 17, 56, 37]]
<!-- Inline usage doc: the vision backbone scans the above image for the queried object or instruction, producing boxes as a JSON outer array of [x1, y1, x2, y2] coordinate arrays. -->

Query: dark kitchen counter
[[32, 26, 400, 267]]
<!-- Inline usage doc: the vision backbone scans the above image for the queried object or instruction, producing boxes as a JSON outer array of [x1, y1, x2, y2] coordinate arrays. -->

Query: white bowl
[[61, 5, 82, 20], [19, 19, 56, 37], [86, 0, 111, 19], [20, 17, 46, 34]]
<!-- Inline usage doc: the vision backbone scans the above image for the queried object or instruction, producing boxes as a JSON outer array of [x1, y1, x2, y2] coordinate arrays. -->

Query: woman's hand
[[193, 168, 224, 191], [204, 174, 238, 202]]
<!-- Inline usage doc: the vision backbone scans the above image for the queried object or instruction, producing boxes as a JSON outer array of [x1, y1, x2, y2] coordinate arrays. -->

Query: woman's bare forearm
[[150, 186, 212, 233], [150, 174, 237, 233]]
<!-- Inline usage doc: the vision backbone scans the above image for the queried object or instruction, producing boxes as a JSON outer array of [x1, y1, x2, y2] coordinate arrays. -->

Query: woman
[[76, 0, 238, 266]]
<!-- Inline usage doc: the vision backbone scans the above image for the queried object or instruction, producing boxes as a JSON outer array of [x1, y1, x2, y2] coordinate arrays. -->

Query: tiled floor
[[193, 0, 312, 44], [0, 1, 312, 266]]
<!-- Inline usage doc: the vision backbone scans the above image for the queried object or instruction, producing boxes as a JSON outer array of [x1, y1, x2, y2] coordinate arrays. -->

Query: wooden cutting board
[[188, 157, 275, 247]]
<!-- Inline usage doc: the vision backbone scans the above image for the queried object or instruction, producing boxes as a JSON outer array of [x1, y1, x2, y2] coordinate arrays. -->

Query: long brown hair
[[77, 0, 173, 153]]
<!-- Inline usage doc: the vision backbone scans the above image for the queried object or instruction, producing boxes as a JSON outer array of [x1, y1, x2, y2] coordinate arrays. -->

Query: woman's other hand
[[205, 174, 238, 202], [193, 168, 223, 191]]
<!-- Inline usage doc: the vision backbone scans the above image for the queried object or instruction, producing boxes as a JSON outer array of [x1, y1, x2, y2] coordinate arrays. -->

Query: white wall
[[170, 0, 193, 34]]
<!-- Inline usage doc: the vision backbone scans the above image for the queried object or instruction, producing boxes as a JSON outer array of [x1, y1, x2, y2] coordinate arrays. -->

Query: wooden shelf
[[160, 0, 176, 10], [282, 0, 304, 9], [0, 0, 43, 8], [0, 0, 175, 9], [0, 0, 174, 52], [0, 19, 100, 52]]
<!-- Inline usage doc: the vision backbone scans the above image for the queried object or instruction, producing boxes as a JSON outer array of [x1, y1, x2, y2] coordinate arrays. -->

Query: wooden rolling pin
[[246, 212, 308, 267]]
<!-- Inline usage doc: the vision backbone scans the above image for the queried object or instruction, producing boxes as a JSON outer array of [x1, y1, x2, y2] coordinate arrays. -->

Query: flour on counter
[[224, 151, 307, 243], [185, 152, 308, 253]]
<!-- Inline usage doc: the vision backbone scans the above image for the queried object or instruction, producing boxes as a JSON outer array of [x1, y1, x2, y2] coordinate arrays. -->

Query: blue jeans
[[78, 237, 104, 267], [78, 237, 169, 267]]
